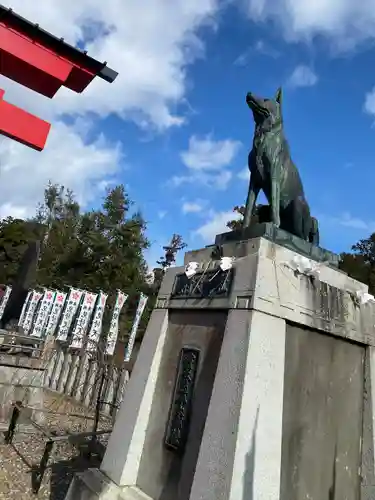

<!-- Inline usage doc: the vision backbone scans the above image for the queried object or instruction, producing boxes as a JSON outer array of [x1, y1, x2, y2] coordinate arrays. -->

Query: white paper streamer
[[356, 290, 375, 305], [124, 293, 148, 363], [56, 288, 84, 341], [87, 291, 108, 352], [283, 255, 320, 279], [18, 290, 32, 327], [30, 290, 56, 337], [45, 291, 67, 336], [70, 291, 98, 349], [220, 256, 234, 271], [185, 261, 199, 278], [23, 290, 43, 335], [105, 291, 128, 356], [0, 286, 12, 320]]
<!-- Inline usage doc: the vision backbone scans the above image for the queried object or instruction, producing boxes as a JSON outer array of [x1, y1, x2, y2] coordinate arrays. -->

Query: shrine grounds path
[[0, 390, 112, 500]]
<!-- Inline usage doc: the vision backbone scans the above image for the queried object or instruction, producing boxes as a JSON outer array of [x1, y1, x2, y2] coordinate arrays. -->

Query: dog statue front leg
[[271, 174, 281, 228], [243, 177, 259, 228]]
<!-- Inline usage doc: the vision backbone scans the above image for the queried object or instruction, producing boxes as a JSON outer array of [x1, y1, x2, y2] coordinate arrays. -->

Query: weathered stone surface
[[214, 222, 339, 267], [281, 324, 364, 500]]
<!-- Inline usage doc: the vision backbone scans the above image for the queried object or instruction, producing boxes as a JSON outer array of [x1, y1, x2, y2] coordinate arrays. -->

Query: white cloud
[[287, 65, 318, 88], [244, 0, 375, 51], [234, 51, 250, 67], [181, 135, 241, 170], [172, 134, 240, 190], [338, 212, 375, 231], [234, 39, 279, 65], [171, 169, 233, 191], [0, 121, 122, 217], [364, 88, 375, 116], [194, 209, 242, 243], [238, 166, 250, 181], [2, 0, 221, 130], [0, 1, 222, 218], [157, 210, 167, 219], [182, 200, 205, 214], [320, 212, 375, 232], [0, 203, 28, 220]]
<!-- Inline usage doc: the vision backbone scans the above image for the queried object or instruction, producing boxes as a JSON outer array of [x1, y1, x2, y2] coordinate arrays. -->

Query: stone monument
[[0, 239, 40, 330], [0, 240, 45, 430], [66, 91, 375, 500]]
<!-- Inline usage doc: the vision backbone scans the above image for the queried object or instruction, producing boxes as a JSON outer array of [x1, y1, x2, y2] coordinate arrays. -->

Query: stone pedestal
[[66, 234, 375, 500]]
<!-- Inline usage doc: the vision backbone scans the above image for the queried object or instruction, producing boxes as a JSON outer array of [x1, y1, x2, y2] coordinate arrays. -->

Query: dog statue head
[[246, 88, 282, 131]]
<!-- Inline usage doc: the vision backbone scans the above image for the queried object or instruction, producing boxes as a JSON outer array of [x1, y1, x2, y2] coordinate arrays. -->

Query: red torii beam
[[0, 4, 118, 151]]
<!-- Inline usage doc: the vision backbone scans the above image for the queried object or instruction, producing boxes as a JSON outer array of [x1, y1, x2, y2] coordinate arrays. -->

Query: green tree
[[226, 204, 269, 231], [0, 217, 42, 284], [34, 183, 150, 337], [136, 234, 187, 338], [226, 205, 245, 231], [339, 233, 375, 294], [35, 183, 81, 289], [156, 234, 187, 270], [153, 234, 187, 288], [0, 183, 189, 351], [34, 183, 150, 294]]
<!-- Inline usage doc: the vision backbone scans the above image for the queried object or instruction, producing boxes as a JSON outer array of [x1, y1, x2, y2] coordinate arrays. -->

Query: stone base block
[[65, 468, 153, 500]]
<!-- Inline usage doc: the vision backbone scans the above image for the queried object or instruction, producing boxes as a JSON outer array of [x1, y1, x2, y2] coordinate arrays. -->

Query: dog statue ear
[[275, 87, 282, 104]]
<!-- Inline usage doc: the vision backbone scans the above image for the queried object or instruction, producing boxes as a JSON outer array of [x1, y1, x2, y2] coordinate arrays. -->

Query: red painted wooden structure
[[0, 5, 118, 150]]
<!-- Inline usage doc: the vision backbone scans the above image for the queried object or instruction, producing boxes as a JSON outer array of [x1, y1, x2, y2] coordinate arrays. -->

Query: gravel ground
[[0, 390, 113, 500]]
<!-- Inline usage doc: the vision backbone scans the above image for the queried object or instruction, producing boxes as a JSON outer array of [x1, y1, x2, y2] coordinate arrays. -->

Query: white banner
[[124, 293, 148, 362], [56, 288, 84, 341], [30, 290, 56, 338], [23, 290, 43, 335], [70, 291, 98, 349], [18, 290, 32, 327], [45, 291, 67, 336], [87, 291, 108, 352], [0, 286, 12, 320], [105, 291, 128, 356]]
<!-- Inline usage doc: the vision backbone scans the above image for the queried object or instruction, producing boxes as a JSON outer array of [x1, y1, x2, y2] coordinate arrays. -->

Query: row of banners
[[0, 285, 148, 359]]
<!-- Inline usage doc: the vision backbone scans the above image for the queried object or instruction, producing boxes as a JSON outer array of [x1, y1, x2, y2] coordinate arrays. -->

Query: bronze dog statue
[[243, 88, 319, 246]]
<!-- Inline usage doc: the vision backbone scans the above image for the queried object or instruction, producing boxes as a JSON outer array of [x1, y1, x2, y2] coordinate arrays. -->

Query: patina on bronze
[[165, 347, 200, 453], [243, 88, 319, 246]]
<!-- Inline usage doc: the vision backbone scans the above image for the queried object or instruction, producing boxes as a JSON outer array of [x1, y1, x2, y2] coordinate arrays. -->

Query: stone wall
[[0, 330, 46, 429]]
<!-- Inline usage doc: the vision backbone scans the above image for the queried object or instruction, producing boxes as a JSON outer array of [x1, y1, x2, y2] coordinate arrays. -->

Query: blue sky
[[119, 6, 375, 263], [1, 1, 375, 267]]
